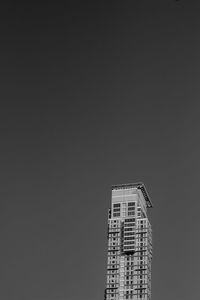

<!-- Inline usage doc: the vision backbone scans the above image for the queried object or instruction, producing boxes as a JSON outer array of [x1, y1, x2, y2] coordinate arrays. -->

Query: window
[[128, 211, 135, 216], [128, 206, 135, 211], [113, 203, 120, 208], [125, 218, 135, 222], [124, 232, 134, 236], [113, 212, 120, 217], [128, 202, 135, 206], [124, 227, 134, 232]]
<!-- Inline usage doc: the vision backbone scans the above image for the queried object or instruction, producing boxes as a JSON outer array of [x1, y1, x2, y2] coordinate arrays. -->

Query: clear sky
[[0, 1, 200, 299]]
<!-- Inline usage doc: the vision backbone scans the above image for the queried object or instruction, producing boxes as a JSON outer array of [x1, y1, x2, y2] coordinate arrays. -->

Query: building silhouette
[[104, 183, 153, 300]]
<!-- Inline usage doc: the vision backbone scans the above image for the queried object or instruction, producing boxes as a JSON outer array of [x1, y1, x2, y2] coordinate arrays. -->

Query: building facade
[[104, 183, 153, 300]]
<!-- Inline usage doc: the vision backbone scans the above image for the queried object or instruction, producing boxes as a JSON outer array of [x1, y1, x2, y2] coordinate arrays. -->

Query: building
[[104, 183, 153, 300]]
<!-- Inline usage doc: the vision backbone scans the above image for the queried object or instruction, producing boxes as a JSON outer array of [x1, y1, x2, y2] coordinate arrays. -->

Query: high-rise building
[[104, 183, 153, 300]]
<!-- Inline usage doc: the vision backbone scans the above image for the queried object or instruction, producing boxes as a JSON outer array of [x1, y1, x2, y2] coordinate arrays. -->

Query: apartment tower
[[104, 183, 153, 300]]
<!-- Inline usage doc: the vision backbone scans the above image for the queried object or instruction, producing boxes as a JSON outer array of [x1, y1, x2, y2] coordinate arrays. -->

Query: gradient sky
[[0, 1, 200, 299]]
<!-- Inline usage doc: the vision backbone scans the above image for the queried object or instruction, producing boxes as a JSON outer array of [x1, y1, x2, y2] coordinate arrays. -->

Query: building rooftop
[[111, 182, 153, 208]]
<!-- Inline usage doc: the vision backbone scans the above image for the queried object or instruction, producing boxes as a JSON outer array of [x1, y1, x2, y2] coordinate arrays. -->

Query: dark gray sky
[[0, 0, 200, 299]]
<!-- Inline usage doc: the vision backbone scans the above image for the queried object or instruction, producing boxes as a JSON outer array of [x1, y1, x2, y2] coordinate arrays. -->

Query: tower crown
[[111, 182, 153, 208]]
